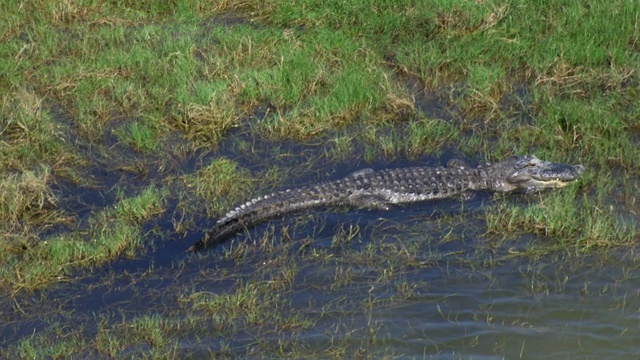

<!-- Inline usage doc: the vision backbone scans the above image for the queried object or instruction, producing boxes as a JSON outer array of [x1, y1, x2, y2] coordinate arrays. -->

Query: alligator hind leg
[[345, 168, 375, 179], [347, 193, 392, 210], [447, 158, 470, 169]]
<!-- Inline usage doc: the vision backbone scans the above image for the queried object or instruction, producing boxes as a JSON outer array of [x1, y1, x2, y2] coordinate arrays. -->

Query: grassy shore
[[1, 0, 639, 357]]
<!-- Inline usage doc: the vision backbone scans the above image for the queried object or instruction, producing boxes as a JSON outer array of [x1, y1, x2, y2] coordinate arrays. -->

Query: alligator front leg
[[346, 193, 393, 210]]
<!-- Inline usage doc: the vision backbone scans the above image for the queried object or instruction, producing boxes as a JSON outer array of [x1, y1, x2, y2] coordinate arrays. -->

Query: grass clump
[[529, 95, 639, 170], [0, 88, 71, 170], [485, 185, 637, 254], [0, 168, 57, 230], [12, 326, 86, 360], [0, 167, 68, 256], [114, 186, 166, 223], [183, 279, 312, 332], [178, 82, 244, 146], [181, 157, 254, 217], [113, 119, 162, 153], [1, 186, 165, 291], [357, 116, 461, 160], [403, 117, 461, 157]]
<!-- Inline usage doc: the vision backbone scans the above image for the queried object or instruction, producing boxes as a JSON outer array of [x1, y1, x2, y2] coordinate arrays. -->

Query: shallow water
[[4, 197, 639, 359], [319, 250, 640, 359], [1, 131, 638, 358]]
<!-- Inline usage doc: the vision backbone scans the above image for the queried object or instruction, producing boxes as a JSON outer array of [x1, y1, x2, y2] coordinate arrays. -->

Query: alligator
[[189, 155, 584, 252]]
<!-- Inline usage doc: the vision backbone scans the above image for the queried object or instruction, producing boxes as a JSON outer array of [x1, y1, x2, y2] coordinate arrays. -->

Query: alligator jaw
[[524, 163, 585, 189], [493, 156, 585, 193]]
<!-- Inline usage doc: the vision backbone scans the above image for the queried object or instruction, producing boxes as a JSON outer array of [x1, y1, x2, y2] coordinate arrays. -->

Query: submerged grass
[[182, 279, 313, 332], [4, 216, 447, 358]]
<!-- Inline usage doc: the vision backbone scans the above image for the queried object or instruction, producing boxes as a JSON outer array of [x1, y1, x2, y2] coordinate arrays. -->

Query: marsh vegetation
[[1, 0, 639, 358]]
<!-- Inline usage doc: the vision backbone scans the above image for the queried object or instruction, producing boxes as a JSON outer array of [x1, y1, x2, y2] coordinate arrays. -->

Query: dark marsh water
[[2, 142, 639, 359]]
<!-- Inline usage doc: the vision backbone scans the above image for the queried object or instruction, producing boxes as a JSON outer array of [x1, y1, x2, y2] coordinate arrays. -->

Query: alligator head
[[481, 155, 584, 193]]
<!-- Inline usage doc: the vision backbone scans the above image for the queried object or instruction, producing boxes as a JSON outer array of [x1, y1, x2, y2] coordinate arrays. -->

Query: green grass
[[1, 0, 640, 357], [0, 88, 72, 169], [485, 186, 636, 254], [13, 324, 86, 359], [113, 119, 162, 153], [182, 279, 312, 331], [1, 186, 165, 291], [179, 157, 254, 218]]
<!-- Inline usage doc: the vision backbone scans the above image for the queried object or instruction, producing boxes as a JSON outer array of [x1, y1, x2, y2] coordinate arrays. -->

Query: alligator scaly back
[[189, 155, 584, 252]]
